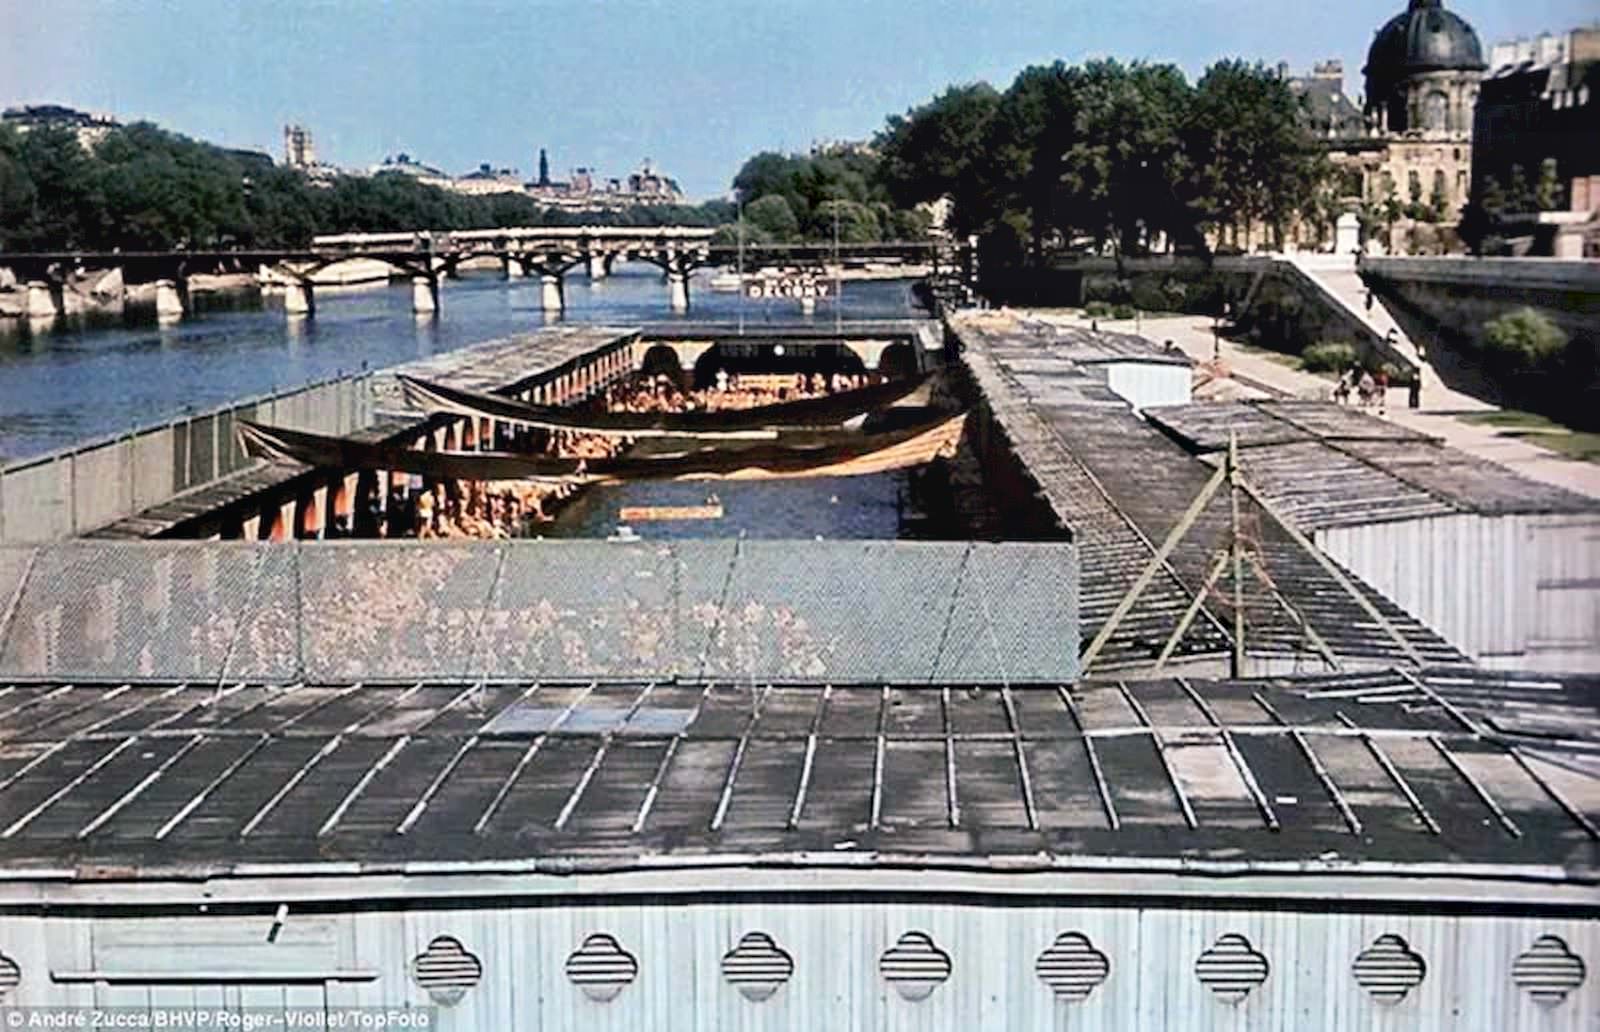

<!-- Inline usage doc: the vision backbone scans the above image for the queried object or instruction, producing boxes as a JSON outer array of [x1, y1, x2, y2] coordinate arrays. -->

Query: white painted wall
[[0, 901, 1592, 1031]]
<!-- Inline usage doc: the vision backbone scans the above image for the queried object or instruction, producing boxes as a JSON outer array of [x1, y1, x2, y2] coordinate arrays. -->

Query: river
[[0, 265, 926, 462]]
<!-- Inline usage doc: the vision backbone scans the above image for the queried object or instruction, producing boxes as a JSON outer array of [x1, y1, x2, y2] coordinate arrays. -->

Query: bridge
[[0, 225, 967, 322]]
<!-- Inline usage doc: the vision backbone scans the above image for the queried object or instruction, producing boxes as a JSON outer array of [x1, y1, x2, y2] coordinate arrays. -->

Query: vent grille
[[879, 931, 952, 1002], [1513, 935, 1587, 1008], [1035, 932, 1110, 1002], [721, 932, 794, 1002], [410, 936, 481, 1006], [566, 933, 638, 1002], [1195, 933, 1268, 1003], [0, 951, 19, 1000], [1353, 934, 1425, 1004]]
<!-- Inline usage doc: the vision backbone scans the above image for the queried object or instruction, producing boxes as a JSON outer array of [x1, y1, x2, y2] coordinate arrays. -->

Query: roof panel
[[0, 669, 1589, 880]]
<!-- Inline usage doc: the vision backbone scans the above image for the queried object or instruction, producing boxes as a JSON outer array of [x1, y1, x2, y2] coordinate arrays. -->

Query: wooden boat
[[237, 412, 966, 484]]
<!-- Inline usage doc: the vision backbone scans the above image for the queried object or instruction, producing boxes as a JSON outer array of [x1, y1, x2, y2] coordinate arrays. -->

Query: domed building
[[1364, 0, 1487, 136], [1353, 0, 1486, 248]]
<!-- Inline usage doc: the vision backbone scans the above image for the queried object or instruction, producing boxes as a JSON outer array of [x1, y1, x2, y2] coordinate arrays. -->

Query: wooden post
[[1228, 433, 1246, 679]]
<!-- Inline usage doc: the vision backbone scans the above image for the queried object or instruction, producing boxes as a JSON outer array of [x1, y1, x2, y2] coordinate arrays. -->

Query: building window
[[1423, 91, 1450, 132]]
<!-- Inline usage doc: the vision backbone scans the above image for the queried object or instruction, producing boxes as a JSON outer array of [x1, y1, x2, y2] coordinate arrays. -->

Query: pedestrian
[[1334, 368, 1352, 405], [1375, 368, 1389, 414], [1408, 374, 1422, 410], [1357, 369, 1376, 409]]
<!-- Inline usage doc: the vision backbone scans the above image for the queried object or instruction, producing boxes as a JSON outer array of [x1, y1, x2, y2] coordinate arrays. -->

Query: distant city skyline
[[1, 0, 1595, 198]]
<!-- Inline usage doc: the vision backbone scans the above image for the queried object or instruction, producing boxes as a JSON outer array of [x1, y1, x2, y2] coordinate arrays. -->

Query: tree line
[[0, 121, 733, 252], [869, 58, 1331, 265]]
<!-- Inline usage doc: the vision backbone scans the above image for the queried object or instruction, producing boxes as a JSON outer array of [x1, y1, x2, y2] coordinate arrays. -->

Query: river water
[[0, 266, 925, 462]]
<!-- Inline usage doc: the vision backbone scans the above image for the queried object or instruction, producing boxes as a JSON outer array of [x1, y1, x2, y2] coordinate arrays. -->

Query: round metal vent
[[1353, 934, 1426, 1004], [1513, 936, 1587, 1008], [566, 933, 638, 1002], [410, 936, 482, 1006], [1035, 932, 1110, 1002], [879, 931, 952, 1002], [1195, 933, 1268, 1003], [721, 931, 794, 1002]]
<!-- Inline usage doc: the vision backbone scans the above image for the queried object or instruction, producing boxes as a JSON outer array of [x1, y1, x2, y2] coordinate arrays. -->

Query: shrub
[[1111, 304, 1137, 321], [1301, 340, 1358, 373], [1482, 308, 1567, 369], [1084, 300, 1113, 318]]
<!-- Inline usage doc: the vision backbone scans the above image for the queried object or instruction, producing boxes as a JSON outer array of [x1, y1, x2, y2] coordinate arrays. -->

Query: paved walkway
[[1022, 308, 1600, 500]]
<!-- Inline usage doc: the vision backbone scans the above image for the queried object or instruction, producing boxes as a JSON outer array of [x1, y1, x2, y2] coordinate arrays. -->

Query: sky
[[1, 0, 1594, 198]]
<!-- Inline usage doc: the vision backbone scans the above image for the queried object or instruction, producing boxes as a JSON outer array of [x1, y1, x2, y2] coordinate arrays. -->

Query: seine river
[[0, 265, 924, 462]]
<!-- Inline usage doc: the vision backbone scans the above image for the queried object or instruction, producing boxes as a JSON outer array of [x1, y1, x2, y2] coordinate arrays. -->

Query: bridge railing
[[0, 373, 373, 543]]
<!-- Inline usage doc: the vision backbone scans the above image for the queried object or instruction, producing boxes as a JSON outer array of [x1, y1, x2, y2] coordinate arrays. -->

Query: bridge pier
[[587, 254, 607, 280], [504, 256, 525, 279], [154, 279, 187, 322], [282, 279, 315, 318], [24, 282, 58, 320], [667, 270, 690, 313], [540, 272, 564, 314], [412, 274, 440, 315]]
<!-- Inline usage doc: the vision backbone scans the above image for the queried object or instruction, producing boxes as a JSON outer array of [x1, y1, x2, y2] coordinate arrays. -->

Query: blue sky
[[1, 0, 1593, 197]]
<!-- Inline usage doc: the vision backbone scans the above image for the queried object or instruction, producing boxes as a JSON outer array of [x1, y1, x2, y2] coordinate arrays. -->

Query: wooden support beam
[[1080, 458, 1230, 674]]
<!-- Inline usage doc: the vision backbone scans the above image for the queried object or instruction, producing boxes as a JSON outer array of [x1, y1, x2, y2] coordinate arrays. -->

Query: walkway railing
[[0, 373, 373, 543]]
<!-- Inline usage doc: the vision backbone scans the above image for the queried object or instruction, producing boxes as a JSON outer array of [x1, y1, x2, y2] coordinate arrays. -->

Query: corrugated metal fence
[[0, 374, 373, 544], [4, 902, 1591, 1031]]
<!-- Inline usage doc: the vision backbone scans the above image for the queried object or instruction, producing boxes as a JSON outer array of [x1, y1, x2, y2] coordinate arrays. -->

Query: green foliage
[[0, 121, 733, 251], [1506, 164, 1533, 213], [1188, 61, 1327, 245], [1111, 303, 1137, 320], [875, 83, 1002, 236], [743, 194, 800, 241], [1482, 308, 1568, 368], [1535, 158, 1562, 211], [1084, 300, 1113, 318], [1301, 340, 1357, 372], [859, 55, 1329, 265], [729, 145, 921, 243]]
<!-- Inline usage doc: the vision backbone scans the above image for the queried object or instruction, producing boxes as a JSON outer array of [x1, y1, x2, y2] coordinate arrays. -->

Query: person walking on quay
[[1409, 373, 1422, 410], [1357, 369, 1376, 409], [1334, 367, 1354, 405], [1374, 368, 1389, 415]]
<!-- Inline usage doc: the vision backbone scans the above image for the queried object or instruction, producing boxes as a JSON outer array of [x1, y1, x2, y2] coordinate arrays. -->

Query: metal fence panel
[[0, 461, 72, 543], [131, 426, 176, 510], [935, 542, 1078, 683], [489, 540, 735, 681], [0, 543, 275, 680], [299, 543, 505, 682], [0, 541, 1081, 684], [188, 414, 217, 487], [70, 442, 129, 534], [702, 541, 968, 683]]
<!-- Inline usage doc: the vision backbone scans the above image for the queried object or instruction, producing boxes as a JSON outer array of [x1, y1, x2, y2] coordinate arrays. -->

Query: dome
[[1364, 0, 1486, 91]]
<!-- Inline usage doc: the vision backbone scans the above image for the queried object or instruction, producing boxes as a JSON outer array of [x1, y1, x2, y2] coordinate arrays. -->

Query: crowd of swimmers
[[349, 368, 881, 539]]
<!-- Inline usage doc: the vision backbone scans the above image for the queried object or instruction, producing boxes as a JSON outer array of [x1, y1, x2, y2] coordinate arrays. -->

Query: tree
[[1506, 164, 1533, 213], [743, 194, 800, 241], [1535, 158, 1561, 211], [1186, 60, 1322, 251], [874, 83, 1002, 236], [811, 199, 881, 244]]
